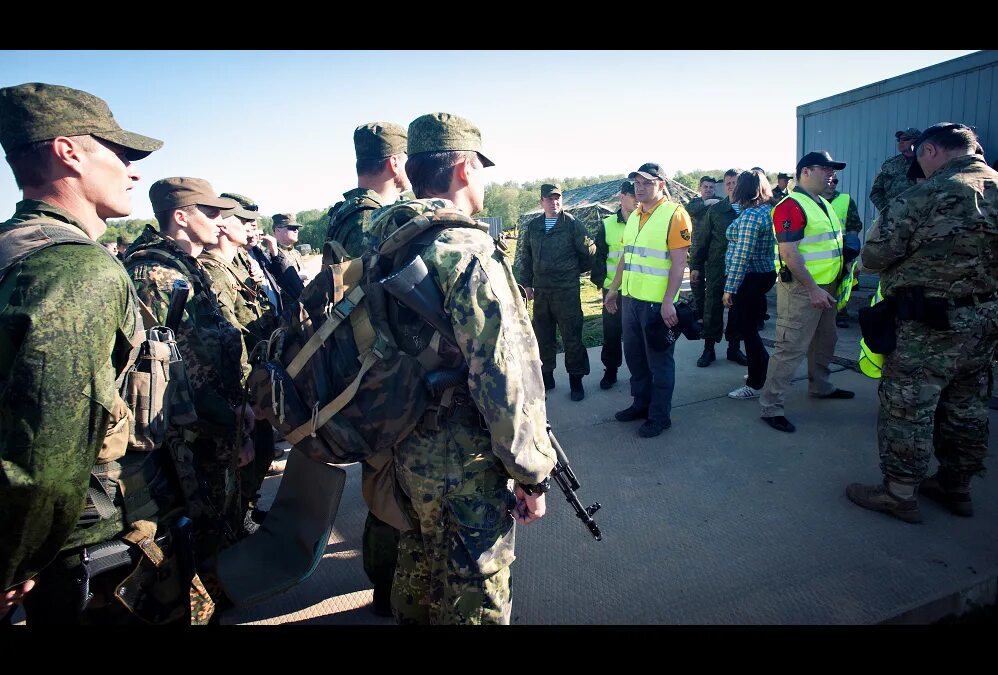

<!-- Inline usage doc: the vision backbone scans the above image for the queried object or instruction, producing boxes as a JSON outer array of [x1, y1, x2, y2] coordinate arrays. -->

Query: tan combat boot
[[920, 468, 973, 517], [846, 480, 922, 524]]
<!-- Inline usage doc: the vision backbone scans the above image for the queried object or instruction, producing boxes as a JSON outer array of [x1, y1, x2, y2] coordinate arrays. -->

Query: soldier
[[604, 162, 693, 439], [271, 212, 307, 281], [367, 112, 556, 624], [760, 152, 854, 433], [689, 169, 747, 368], [124, 178, 252, 576], [0, 83, 201, 624], [517, 183, 596, 401], [115, 234, 130, 260], [847, 123, 998, 523], [324, 122, 409, 260], [820, 176, 864, 328], [869, 127, 921, 213], [772, 172, 792, 202], [591, 180, 639, 390], [200, 194, 279, 537], [685, 176, 720, 323]]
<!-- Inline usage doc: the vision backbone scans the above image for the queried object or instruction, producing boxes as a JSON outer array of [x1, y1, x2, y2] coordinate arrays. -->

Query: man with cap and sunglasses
[[366, 112, 555, 624], [0, 83, 203, 623], [591, 180, 639, 389], [324, 122, 411, 261], [773, 173, 792, 202], [760, 151, 855, 434], [517, 182, 596, 401], [869, 127, 921, 214], [124, 178, 253, 590], [271, 212, 308, 282], [604, 162, 694, 438], [847, 123, 998, 524]]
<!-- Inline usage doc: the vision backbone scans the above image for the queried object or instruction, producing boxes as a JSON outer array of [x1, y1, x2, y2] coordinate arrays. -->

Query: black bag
[[858, 296, 898, 355]]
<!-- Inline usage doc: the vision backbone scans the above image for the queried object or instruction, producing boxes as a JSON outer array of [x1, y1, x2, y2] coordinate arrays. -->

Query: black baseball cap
[[795, 151, 846, 176], [620, 180, 635, 195], [777, 172, 792, 181], [628, 162, 665, 181]]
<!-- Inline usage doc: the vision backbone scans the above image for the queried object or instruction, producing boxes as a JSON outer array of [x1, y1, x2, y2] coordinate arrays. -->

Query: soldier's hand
[[524, 286, 534, 301], [660, 300, 678, 327], [723, 292, 734, 308], [237, 437, 255, 468], [260, 235, 278, 256], [808, 286, 836, 310], [249, 267, 265, 285], [603, 289, 619, 314], [513, 485, 546, 525], [690, 270, 701, 283], [2, 579, 35, 611]]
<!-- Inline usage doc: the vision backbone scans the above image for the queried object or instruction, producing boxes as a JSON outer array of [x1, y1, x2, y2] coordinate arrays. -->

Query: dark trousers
[[533, 286, 590, 376], [691, 275, 706, 321], [730, 271, 776, 390], [601, 287, 622, 371], [241, 419, 276, 514], [703, 273, 739, 345], [622, 296, 676, 423]]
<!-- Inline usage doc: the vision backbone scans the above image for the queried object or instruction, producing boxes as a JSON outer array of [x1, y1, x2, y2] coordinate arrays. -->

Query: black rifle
[[382, 255, 604, 540], [165, 279, 190, 332]]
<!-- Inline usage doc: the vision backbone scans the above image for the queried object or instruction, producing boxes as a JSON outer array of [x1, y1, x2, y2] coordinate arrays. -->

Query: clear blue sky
[[0, 50, 978, 219]]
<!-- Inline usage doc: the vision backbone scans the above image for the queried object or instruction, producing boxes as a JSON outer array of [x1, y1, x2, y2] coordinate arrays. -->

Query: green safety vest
[[772, 191, 844, 285], [602, 213, 627, 290], [620, 201, 681, 303], [830, 192, 850, 225], [858, 283, 885, 378]]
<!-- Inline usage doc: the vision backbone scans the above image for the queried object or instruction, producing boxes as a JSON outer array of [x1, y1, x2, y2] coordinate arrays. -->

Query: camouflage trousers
[[701, 271, 738, 344], [392, 417, 516, 625], [878, 302, 998, 483], [190, 435, 240, 565], [533, 286, 590, 376]]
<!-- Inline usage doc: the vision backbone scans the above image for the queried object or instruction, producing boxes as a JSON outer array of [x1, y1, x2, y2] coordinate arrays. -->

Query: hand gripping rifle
[[382, 254, 604, 540]]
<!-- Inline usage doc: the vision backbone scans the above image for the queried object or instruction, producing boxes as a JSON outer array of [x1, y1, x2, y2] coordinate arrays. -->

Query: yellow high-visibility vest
[[772, 191, 844, 285], [621, 201, 681, 303], [858, 283, 886, 379], [602, 213, 627, 290], [830, 192, 850, 225]]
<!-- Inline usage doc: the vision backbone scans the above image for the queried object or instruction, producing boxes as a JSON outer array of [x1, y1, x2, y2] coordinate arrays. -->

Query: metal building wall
[[797, 51, 998, 237]]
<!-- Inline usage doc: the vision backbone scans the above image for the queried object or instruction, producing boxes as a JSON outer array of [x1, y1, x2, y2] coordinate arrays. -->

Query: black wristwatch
[[521, 476, 552, 495]]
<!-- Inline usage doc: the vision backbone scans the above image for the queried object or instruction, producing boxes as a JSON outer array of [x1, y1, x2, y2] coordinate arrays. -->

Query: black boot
[[542, 371, 555, 390], [696, 340, 716, 368], [726, 341, 748, 366], [569, 374, 585, 401], [599, 369, 617, 390]]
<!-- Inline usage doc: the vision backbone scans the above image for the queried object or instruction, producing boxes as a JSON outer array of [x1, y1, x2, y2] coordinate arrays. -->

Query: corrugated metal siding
[[797, 51, 998, 238]]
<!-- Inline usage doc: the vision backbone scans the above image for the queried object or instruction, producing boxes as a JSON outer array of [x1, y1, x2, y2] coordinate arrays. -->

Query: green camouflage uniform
[[685, 196, 719, 320], [516, 211, 596, 376], [280, 243, 304, 272], [690, 197, 739, 344], [861, 154, 998, 485], [324, 188, 382, 259], [369, 198, 556, 625], [125, 226, 246, 562], [869, 154, 917, 213]]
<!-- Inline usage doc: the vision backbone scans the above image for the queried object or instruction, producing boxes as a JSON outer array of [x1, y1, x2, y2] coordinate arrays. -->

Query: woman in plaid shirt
[[722, 169, 777, 399]]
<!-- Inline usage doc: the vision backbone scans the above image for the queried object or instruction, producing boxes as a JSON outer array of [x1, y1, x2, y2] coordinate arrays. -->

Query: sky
[[0, 50, 979, 219]]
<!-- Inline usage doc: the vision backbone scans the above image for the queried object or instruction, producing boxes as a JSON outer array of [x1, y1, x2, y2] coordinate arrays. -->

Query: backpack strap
[[0, 217, 108, 280]]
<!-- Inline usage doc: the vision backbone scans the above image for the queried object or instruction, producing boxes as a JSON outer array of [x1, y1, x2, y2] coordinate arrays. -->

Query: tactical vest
[[830, 192, 850, 225], [620, 201, 681, 303], [602, 213, 626, 290], [772, 192, 844, 285], [858, 283, 886, 379]]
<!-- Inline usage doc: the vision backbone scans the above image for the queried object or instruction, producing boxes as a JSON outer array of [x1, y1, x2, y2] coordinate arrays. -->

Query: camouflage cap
[[272, 213, 299, 228], [354, 122, 407, 161], [0, 82, 163, 160], [149, 177, 237, 214], [541, 183, 562, 198], [219, 192, 263, 221], [407, 112, 495, 167], [896, 127, 922, 141]]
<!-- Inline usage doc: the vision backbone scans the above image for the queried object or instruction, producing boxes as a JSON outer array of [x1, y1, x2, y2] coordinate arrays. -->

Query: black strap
[[951, 292, 997, 308]]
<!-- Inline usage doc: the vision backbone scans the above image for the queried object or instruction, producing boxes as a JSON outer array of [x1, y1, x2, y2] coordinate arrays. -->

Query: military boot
[[543, 371, 556, 390], [846, 480, 922, 524], [921, 468, 973, 517], [569, 375, 585, 402], [599, 369, 617, 390]]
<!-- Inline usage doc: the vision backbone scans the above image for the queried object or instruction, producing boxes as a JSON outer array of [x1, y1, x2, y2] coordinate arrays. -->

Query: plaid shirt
[[724, 204, 776, 294]]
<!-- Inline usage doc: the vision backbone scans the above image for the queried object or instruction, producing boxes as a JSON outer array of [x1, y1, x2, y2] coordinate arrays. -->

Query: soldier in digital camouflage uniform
[[772, 173, 792, 202], [324, 122, 410, 261], [200, 194, 279, 538], [367, 112, 556, 625], [869, 127, 921, 214], [124, 178, 251, 578], [0, 83, 205, 624], [685, 176, 720, 323], [272, 212, 306, 277], [847, 123, 998, 523], [516, 183, 596, 401]]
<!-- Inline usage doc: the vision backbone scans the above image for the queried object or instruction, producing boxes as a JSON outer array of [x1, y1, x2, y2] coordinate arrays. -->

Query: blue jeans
[[622, 296, 676, 423]]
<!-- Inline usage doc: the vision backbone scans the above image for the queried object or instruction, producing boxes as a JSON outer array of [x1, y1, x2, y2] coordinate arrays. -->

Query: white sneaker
[[728, 385, 762, 399]]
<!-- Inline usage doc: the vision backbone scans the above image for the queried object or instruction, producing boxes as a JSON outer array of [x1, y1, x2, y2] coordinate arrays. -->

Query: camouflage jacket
[[870, 153, 917, 213], [280, 243, 304, 272], [198, 249, 267, 381], [862, 155, 998, 299], [0, 201, 140, 589], [516, 211, 596, 289], [324, 188, 382, 259], [686, 196, 722, 272], [124, 226, 244, 439], [369, 199, 556, 486], [689, 197, 736, 275]]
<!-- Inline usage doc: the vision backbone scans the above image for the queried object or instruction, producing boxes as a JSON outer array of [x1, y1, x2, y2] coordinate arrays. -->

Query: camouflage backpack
[[247, 202, 480, 468]]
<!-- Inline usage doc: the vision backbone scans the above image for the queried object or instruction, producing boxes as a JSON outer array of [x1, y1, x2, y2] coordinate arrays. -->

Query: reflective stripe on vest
[[830, 193, 850, 225], [603, 214, 627, 289], [620, 201, 681, 303], [836, 259, 859, 311], [857, 283, 885, 379], [771, 192, 844, 285]]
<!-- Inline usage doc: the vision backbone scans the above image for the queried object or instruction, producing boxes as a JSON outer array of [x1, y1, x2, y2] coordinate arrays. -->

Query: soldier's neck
[[163, 228, 203, 258], [358, 176, 397, 206], [22, 185, 106, 241], [207, 239, 238, 263]]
